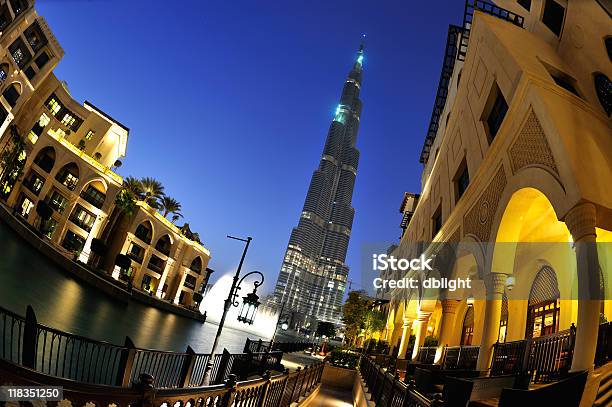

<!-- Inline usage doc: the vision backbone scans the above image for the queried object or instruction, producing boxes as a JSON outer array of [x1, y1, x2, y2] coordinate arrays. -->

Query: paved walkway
[[306, 386, 353, 406]]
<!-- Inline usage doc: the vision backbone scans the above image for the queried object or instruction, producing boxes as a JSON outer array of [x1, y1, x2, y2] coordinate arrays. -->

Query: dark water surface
[[0, 221, 258, 353]]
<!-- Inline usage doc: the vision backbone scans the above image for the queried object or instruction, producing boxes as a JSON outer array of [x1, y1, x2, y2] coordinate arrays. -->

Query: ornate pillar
[[476, 272, 507, 371], [435, 299, 460, 363], [397, 318, 413, 359], [565, 202, 600, 372], [411, 311, 432, 360]]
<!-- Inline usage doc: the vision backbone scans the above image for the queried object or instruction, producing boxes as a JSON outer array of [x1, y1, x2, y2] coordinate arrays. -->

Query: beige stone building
[[376, 0, 611, 376], [0, 0, 211, 308], [102, 202, 212, 307]]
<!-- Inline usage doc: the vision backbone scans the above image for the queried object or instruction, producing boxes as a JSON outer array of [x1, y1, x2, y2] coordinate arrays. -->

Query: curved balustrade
[[0, 356, 324, 407], [359, 355, 441, 407], [0, 304, 314, 390]]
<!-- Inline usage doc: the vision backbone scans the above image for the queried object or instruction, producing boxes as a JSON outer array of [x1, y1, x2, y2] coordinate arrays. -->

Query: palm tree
[[123, 176, 143, 197], [139, 177, 164, 208], [171, 213, 183, 224], [160, 196, 182, 218]]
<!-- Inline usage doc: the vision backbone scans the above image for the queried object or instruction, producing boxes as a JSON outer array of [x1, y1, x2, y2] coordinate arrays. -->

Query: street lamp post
[[271, 300, 292, 343], [202, 235, 265, 385]]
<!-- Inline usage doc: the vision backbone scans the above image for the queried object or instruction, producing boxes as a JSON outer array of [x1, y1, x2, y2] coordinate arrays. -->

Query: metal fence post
[[258, 370, 272, 407], [215, 349, 232, 384], [289, 367, 300, 402], [276, 368, 290, 407], [135, 372, 156, 407], [223, 374, 238, 407], [116, 336, 137, 387], [179, 345, 197, 387], [22, 305, 37, 369]]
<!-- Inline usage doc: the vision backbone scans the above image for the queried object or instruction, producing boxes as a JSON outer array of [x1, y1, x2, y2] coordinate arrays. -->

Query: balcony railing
[[458, 0, 525, 61]]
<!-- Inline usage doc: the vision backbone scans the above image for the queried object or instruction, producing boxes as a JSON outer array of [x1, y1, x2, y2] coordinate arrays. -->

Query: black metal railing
[[490, 326, 576, 383], [441, 345, 479, 370], [1, 305, 317, 390], [360, 355, 441, 407], [0, 356, 324, 407], [458, 0, 525, 61], [595, 321, 611, 367], [415, 346, 437, 364], [491, 339, 528, 375], [527, 327, 575, 383]]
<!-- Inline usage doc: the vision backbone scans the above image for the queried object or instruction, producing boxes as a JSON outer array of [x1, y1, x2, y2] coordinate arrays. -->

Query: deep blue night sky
[[37, 0, 465, 295]]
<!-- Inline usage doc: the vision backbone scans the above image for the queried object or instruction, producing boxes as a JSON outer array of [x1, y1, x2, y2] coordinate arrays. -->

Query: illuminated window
[[38, 113, 50, 127], [46, 96, 61, 115], [8, 38, 31, 68], [43, 218, 58, 239], [61, 113, 76, 128], [24, 172, 44, 195], [48, 190, 67, 213], [18, 195, 34, 218], [24, 21, 47, 53], [85, 130, 95, 140], [0, 64, 7, 82], [69, 204, 96, 232]]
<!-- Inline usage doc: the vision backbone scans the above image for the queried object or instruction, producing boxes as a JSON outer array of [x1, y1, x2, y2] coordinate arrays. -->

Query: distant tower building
[[272, 43, 365, 325]]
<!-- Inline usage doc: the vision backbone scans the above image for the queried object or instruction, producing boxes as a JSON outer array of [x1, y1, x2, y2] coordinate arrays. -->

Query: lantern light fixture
[[238, 290, 261, 325]]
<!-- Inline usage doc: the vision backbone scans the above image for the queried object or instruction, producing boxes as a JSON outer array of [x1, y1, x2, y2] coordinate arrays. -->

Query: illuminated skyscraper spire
[[272, 42, 365, 325]]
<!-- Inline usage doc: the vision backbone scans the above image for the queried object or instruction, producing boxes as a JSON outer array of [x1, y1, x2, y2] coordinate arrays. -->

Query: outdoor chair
[[497, 370, 587, 407], [441, 375, 516, 407]]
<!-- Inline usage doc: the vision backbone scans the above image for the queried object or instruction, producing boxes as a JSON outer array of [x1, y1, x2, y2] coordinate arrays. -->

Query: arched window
[[134, 221, 153, 244], [34, 147, 55, 173], [0, 63, 9, 82], [498, 292, 509, 343], [594, 73, 611, 116], [155, 234, 172, 255], [526, 266, 560, 339], [461, 306, 474, 345], [55, 163, 79, 191], [605, 37, 612, 62], [80, 181, 106, 209], [190, 257, 202, 274], [2, 83, 20, 108]]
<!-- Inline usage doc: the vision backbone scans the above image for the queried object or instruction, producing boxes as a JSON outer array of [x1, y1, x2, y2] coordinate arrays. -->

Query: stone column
[[566, 202, 600, 372], [397, 318, 413, 359], [476, 272, 507, 371], [411, 311, 432, 360], [435, 299, 460, 363]]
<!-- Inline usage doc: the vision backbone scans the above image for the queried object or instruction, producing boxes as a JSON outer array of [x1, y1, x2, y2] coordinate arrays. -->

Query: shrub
[[328, 348, 360, 369]]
